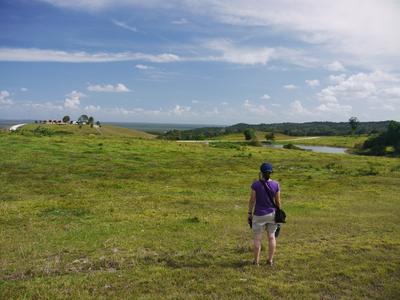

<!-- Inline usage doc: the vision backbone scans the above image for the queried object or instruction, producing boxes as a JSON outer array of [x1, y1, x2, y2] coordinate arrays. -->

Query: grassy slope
[[19, 124, 155, 139], [0, 132, 399, 299]]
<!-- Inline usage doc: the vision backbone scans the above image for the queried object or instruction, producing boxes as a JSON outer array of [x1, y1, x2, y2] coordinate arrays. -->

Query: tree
[[265, 132, 275, 141], [62, 115, 70, 123], [349, 116, 359, 135], [386, 120, 400, 152], [88, 116, 94, 128], [96, 121, 101, 127], [77, 114, 89, 124], [244, 128, 256, 140]]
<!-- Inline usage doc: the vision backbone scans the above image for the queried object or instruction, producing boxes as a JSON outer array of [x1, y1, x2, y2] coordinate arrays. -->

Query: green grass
[[0, 132, 399, 299], [211, 132, 368, 148], [17, 124, 155, 139]]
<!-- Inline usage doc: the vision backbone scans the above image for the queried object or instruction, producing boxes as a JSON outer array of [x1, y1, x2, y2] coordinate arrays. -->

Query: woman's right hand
[[247, 214, 252, 228]]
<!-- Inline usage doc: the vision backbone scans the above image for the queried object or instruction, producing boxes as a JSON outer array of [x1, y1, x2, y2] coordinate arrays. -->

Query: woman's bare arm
[[275, 191, 281, 209], [248, 190, 256, 214]]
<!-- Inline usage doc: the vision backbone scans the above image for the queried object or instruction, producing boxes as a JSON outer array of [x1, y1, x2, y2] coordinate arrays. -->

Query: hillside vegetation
[[0, 133, 399, 299], [160, 121, 390, 140]]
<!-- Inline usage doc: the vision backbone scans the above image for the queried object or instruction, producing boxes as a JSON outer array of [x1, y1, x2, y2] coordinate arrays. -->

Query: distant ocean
[[0, 120, 224, 132], [104, 122, 224, 133], [0, 119, 33, 130]]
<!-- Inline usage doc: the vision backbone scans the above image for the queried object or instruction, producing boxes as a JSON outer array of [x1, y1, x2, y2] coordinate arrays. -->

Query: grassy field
[[279, 135, 369, 148], [0, 130, 399, 299]]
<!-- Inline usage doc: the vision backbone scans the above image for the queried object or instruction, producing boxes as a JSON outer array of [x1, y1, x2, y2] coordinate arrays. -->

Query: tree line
[[159, 120, 391, 140]]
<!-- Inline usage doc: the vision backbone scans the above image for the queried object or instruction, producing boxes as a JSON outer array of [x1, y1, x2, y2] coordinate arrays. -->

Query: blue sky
[[1, 0, 400, 125]]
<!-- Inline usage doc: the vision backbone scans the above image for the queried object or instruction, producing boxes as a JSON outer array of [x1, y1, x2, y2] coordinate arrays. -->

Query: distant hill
[[159, 121, 391, 140], [16, 124, 156, 139]]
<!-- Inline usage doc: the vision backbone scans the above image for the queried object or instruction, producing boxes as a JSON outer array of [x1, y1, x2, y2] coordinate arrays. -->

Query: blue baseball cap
[[260, 162, 273, 173]]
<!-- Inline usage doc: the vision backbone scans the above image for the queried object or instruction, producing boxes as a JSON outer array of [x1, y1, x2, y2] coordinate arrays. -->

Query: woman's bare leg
[[267, 232, 276, 264], [253, 233, 262, 264]]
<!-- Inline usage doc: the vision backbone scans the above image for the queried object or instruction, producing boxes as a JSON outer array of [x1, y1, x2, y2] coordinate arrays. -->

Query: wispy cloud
[[305, 79, 320, 87], [326, 61, 346, 72], [202, 39, 275, 65], [87, 83, 130, 92], [39, 0, 400, 69], [284, 84, 298, 90], [112, 19, 137, 32], [172, 18, 188, 25], [0, 48, 181, 63], [135, 64, 154, 70]]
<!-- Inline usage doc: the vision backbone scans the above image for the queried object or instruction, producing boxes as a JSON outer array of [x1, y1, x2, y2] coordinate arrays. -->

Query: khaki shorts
[[252, 212, 278, 234]]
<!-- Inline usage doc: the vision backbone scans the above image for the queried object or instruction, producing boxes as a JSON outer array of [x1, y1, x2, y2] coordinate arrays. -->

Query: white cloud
[[329, 74, 347, 84], [38, 1, 400, 70], [84, 105, 101, 112], [326, 61, 346, 72], [135, 64, 154, 70], [172, 18, 188, 25], [221, 101, 228, 105], [0, 90, 13, 105], [64, 90, 85, 109], [171, 104, 191, 115], [319, 71, 399, 103], [316, 102, 352, 115], [26, 101, 64, 111], [284, 84, 297, 90], [243, 99, 268, 115], [112, 19, 137, 32], [384, 87, 400, 98], [20, 87, 28, 92], [305, 79, 320, 87], [290, 100, 309, 114], [317, 71, 400, 116], [0, 48, 181, 63], [203, 39, 275, 65], [0, 44, 317, 67], [87, 83, 130, 92], [261, 94, 271, 100], [191, 100, 199, 104]]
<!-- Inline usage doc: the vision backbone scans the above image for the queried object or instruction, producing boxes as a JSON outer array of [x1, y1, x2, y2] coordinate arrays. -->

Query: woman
[[247, 162, 281, 266]]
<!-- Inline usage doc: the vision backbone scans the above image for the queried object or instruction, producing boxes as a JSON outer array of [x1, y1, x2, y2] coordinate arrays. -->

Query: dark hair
[[262, 171, 272, 179]]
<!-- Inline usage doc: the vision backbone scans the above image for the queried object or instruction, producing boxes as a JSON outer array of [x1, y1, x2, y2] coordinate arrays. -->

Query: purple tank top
[[251, 179, 280, 216]]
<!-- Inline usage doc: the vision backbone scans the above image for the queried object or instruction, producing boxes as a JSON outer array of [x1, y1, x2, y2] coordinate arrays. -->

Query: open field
[[0, 132, 399, 299]]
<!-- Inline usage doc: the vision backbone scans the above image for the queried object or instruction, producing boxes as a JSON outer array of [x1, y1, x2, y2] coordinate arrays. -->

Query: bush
[[283, 143, 305, 150], [32, 126, 55, 136], [243, 129, 256, 140]]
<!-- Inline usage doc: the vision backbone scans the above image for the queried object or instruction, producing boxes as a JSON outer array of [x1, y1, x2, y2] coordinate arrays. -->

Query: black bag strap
[[259, 180, 277, 209]]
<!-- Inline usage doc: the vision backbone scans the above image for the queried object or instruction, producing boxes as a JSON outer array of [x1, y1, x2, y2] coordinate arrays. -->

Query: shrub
[[33, 126, 55, 136]]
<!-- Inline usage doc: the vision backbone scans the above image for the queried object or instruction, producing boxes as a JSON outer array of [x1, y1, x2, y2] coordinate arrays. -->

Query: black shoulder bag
[[260, 180, 286, 223]]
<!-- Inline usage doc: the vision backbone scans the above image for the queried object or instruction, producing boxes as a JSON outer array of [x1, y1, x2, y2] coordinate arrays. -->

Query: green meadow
[[1, 126, 399, 299]]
